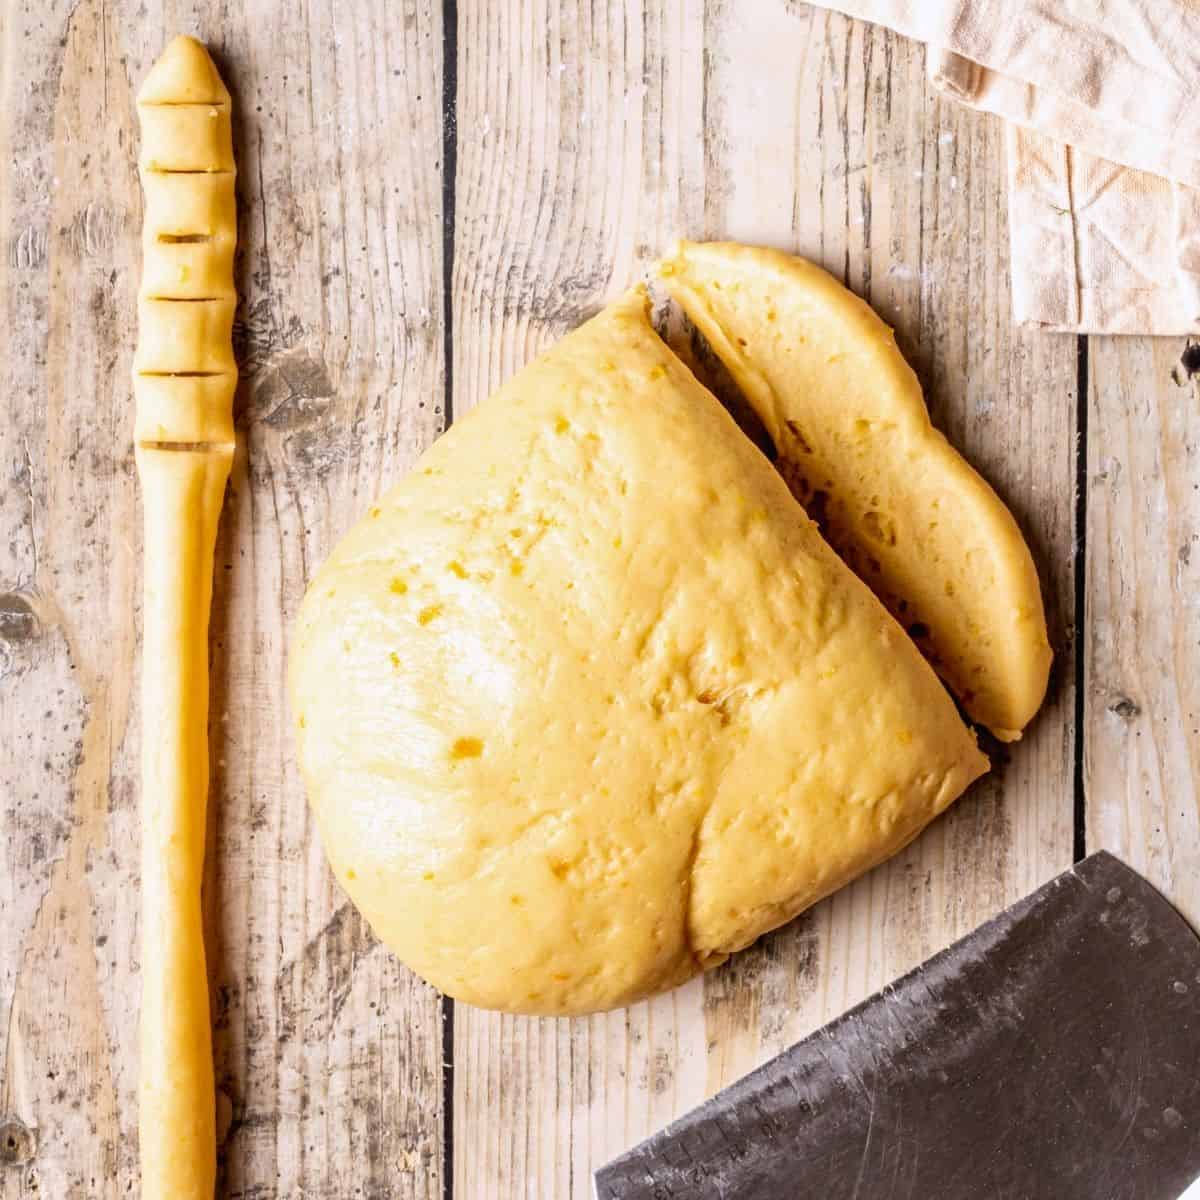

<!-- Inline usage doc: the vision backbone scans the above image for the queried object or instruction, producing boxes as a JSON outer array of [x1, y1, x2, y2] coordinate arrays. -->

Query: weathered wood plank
[[1, 5, 146, 1194], [450, 4, 1077, 1196], [0, 2, 447, 1196], [1085, 337, 1200, 929]]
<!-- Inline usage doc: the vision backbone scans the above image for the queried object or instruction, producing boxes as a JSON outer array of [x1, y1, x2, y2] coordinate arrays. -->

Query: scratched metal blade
[[596, 852, 1200, 1200]]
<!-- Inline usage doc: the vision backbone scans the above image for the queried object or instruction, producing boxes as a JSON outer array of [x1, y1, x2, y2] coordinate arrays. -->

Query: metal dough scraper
[[596, 851, 1200, 1200]]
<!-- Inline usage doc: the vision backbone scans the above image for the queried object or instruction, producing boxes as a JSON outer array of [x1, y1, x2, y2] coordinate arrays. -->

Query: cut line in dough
[[138, 440, 236, 452], [139, 100, 230, 109], [137, 370, 230, 378]]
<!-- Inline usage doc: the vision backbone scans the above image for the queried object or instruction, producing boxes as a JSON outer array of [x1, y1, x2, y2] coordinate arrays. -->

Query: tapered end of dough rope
[[138, 35, 231, 106]]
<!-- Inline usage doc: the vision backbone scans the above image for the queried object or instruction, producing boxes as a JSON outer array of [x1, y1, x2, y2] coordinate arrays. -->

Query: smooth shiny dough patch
[[290, 291, 988, 1016], [659, 241, 1051, 741]]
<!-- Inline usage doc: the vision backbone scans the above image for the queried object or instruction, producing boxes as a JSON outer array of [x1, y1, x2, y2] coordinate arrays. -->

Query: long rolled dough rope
[[133, 35, 237, 1199]]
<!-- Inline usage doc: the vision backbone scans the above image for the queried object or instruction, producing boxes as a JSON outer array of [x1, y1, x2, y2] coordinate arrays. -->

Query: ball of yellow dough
[[289, 290, 986, 1016]]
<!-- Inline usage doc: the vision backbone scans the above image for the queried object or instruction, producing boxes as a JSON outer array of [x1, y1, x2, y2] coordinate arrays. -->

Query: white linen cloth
[[808, 0, 1200, 334]]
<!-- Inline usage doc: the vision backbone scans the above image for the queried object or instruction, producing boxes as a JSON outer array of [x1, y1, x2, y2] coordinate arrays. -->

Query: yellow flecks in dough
[[896, 729, 913, 746], [389, 652, 400, 668], [418, 604, 443, 626], [345, 869, 357, 881], [450, 736, 484, 760], [390, 577, 408, 595], [298, 714, 306, 729], [422, 871, 435, 881], [555, 417, 570, 434], [448, 561, 467, 578], [510, 559, 525, 577], [369, 506, 382, 518], [612, 536, 622, 549], [648, 365, 666, 381]]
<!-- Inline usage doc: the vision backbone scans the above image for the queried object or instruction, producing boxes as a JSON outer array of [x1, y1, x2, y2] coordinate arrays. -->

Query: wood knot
[[0, 593, 39, 644], [248, 344, 335, 431], [1171, 340, 1200, 388], [0, 1118, 37, 1165], [0, 592, 40, 677], [1108, 696, 1141, 721]]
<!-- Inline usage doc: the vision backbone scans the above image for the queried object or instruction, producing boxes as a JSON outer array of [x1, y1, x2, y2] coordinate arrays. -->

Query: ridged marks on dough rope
[[133, 46, 236, 452]]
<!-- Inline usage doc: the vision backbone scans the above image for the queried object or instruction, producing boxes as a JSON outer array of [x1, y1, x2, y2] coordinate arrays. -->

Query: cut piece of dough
[[134, 297, 237, 375], [290, 290, 987, 1017], [134, 372, 236, 446], [658, 240, 1051, 741], [138, 105, 236, 173]]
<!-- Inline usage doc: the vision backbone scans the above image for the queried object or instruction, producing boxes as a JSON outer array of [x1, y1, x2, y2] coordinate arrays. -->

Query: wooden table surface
[[2, 1, 1197, 1196]]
